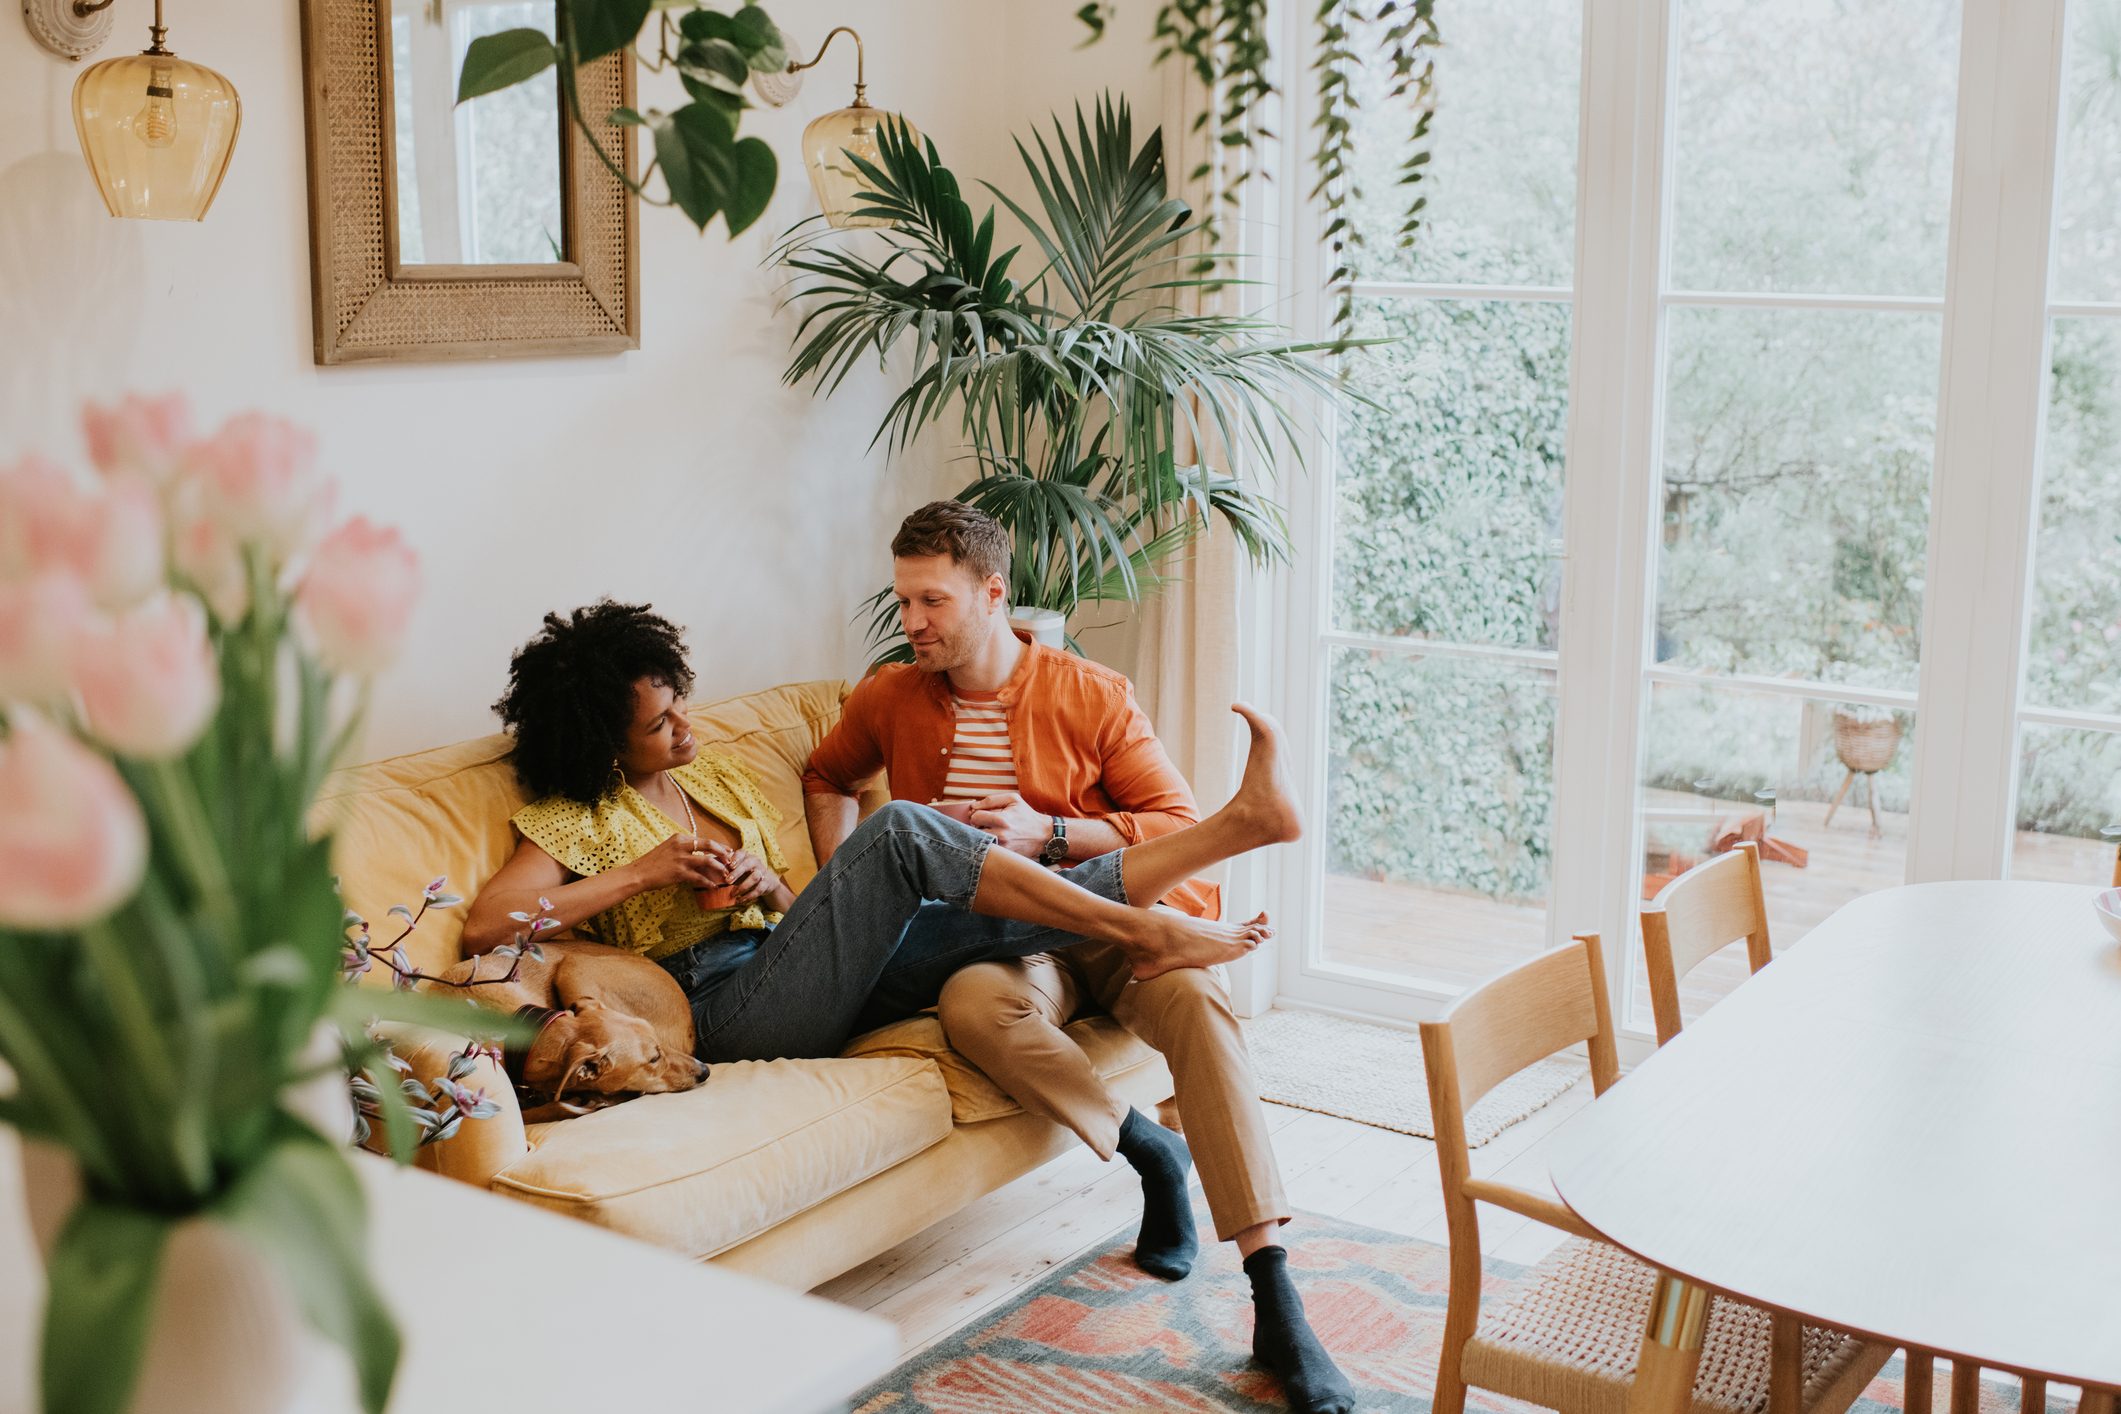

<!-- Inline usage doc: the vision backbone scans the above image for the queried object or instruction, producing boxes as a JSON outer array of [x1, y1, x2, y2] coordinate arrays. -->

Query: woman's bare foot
[[1226, 704, 1304, 847], [1116, 909, 1274, 981]]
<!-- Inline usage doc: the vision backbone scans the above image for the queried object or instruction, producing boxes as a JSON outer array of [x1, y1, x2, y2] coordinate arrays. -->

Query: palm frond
[[778, 90, 1380, 637]]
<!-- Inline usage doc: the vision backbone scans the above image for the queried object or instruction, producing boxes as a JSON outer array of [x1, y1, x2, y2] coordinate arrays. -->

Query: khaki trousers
[[935, 940, 1288, 1242]]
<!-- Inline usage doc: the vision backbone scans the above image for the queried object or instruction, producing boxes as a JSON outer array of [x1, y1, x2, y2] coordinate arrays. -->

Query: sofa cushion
[[491, 1056, 952, 1260], [841, 1013, 1162, 1124], [316, 679, 882, 974]]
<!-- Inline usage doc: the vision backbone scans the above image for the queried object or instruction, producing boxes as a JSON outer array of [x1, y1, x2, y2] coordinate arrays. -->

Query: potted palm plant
[[775, 96, 1361, 660]]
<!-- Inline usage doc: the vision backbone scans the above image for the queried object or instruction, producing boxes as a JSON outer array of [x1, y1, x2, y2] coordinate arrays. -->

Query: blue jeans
[[655, 801, 1129, 1062]]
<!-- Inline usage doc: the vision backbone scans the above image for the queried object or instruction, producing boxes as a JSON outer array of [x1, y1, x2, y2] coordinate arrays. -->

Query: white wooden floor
[[812, 1087, 1593, 1360]]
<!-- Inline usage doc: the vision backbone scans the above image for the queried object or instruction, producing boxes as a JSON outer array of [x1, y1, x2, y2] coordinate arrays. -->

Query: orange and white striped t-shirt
[[940, 690, 1018, 802]]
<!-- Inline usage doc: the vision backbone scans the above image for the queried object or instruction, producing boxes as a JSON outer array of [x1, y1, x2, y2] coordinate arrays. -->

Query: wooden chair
[[1640, 840, 1773, 1047], [1640, 845, 1969, 1412], [1419, 933, 1892, 1414]]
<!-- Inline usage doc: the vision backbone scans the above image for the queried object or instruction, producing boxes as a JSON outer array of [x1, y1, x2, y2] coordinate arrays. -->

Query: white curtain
[[1132, 56, 1254, 824]]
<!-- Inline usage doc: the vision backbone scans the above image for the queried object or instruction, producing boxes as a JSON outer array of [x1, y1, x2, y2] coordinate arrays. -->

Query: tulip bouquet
[[0, 397, 452, 1414]]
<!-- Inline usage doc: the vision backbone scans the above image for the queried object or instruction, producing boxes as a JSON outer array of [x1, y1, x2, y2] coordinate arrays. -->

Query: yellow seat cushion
[[842, 1013, 1161, 1124], [493, 1057, 953, 1260]]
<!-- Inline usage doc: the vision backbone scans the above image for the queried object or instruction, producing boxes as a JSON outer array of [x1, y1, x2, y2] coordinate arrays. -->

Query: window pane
[[1343, 0, 1579, 287], [1668, 0, 1960, 296], [1631, 681, 1915, 1032], [456, 2, 563, 266], [2008, 724, 2121, 883], [1656, 308, 1941, 691], [2025, 319, 2121, 715], [2053, 0, 2121, 303], [1323, 648, 1553, 988], [1334, 298, 1570, 650]]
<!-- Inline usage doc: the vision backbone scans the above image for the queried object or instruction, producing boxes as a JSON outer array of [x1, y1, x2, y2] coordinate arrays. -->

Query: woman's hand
[[706, 844, 786, 908], [627, 831, 725, 892]]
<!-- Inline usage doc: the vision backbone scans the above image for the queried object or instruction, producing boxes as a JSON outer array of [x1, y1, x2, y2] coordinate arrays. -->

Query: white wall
[[0, 0, 1012, 758]]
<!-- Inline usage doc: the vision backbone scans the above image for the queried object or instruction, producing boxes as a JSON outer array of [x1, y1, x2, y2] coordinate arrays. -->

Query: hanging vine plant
[[457, 0, 1440, 334], [1086, 1, 1440, 339]]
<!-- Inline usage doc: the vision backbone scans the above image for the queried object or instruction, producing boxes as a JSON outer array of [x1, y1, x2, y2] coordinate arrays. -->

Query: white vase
[[15, 1023, 349, 1414], [1008, 606, 1066, 648], [19, 1138, 312, 1414]]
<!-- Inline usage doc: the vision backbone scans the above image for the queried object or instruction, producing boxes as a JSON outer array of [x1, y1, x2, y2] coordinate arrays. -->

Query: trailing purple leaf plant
[[338, 879, 560, 1152]]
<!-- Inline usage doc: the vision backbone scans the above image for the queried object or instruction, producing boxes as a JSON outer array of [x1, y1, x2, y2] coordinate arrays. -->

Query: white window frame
[[1263, 0, 2076, 1037]]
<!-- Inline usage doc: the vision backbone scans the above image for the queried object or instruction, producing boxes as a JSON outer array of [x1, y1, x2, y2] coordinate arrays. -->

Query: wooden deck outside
[[1320, 795, 2115, 1029]]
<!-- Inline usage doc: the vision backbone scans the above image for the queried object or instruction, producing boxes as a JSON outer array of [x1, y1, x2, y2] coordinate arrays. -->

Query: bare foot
[[1119, 909, 1274, 981], [1227, 704, 1303, 846]]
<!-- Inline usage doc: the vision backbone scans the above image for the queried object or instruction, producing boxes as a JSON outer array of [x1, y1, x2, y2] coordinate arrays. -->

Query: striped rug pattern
[[853, 1210, 2060, 1413]]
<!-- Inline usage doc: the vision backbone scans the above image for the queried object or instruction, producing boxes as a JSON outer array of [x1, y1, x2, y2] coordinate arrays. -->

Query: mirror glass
[[388, 0, 565, 265]]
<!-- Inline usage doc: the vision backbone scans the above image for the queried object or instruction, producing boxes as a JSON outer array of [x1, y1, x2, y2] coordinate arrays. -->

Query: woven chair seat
[[1463, 1238, 1892, 1414]]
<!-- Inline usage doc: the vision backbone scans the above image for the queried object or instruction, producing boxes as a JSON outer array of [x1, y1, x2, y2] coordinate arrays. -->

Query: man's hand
[[968, 793, 1056, 858]]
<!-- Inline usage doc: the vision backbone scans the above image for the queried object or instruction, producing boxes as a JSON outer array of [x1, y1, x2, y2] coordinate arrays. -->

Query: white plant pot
[[20, 1139, 312, 1414], [15, 1025, 350, 1414], [1008, 606, 1066, 648]]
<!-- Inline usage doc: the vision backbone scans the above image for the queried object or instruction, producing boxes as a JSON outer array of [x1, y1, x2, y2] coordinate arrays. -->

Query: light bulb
[[134, 62, 176, 148]]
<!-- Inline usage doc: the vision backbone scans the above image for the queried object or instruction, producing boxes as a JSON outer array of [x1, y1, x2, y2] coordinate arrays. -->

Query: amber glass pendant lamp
[[61, 0, 241, 220], [785, 27, 917, 229]]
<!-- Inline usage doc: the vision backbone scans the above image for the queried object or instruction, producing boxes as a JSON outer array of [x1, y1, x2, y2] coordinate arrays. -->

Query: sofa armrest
[[371, 1021, 528, 1190]]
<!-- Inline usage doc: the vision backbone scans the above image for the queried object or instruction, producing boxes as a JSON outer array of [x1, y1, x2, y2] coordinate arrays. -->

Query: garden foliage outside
[[1324, 0, 2121, 903]]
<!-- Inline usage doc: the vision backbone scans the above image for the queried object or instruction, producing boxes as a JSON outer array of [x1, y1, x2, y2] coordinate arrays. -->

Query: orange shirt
[[802, 633, 1222, 919]]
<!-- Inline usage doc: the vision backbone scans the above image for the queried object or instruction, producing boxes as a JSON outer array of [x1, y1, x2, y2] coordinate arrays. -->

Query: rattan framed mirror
[[298, 0, 638, 365]]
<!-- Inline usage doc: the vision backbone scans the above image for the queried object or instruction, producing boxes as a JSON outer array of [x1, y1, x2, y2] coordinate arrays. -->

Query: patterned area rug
[[853, 1210, 2061, 1414], [1244, 1008, 1585, 1146]]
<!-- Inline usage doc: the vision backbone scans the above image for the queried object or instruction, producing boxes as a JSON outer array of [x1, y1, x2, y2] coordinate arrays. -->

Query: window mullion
[[1906, 0, 2069, 882]]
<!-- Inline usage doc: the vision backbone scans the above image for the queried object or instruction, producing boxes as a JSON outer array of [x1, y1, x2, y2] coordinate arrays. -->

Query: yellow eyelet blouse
[[510, 752, 788, 962]]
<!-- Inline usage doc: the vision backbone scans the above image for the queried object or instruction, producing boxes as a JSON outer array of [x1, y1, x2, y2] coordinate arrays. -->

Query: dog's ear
[[572, 996, 605, 1013]]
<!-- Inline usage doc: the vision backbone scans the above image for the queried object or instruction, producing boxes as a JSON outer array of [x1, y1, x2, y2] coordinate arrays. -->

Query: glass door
[[2009, 0, 2121, 886], [1624, 0, 1963, 1029], [1282, 0, 1581, 1008]]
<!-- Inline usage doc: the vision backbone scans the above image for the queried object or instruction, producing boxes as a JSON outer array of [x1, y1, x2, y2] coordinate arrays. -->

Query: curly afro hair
[[494, 600, 695, 804]]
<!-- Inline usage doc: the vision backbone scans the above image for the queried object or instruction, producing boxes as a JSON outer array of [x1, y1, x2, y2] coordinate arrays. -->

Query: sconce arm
[[786, 25, 865, 91]]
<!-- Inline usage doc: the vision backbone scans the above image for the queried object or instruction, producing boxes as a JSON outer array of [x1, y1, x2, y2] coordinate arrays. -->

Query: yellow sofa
[[319, 679, 1173, 1292]]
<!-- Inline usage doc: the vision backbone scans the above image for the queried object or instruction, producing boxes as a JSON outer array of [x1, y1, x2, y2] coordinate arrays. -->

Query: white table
[[1550, 882, 2121, 1411], [1, 1137, 899, 1414]]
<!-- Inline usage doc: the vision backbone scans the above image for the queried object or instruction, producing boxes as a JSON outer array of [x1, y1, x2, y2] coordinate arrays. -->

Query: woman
[[461, 601, 1296, 1063]]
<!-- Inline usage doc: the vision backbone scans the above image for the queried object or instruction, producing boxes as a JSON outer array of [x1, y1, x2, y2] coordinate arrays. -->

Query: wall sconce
[[755, 26, 917, 230], [24, 0, 241, 221]]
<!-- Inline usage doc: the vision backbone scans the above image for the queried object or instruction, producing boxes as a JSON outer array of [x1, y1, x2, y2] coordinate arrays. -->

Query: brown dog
[[432, 940, 706, 1115]]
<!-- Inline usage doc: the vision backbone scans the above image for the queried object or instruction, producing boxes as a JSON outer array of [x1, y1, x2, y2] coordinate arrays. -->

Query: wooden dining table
[[1548, 881, 2121, 1413]]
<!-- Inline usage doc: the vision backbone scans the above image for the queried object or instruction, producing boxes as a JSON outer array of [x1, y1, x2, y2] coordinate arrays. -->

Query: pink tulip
[[295, 518, 419, 676], [0, 457, 163, 607], [0, 574, 92, 702], [0, 456, 94, 585], [182, 413, 334, 560], [0, 712, 148, 929], [169, 490, 249, 624], [82, 477, 164, 608], [82, 393, 192, 484], [73, 594, 219, 760]]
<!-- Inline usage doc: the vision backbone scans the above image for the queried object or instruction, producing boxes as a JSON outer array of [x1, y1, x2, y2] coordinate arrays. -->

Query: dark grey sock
[[1244, 1245, 1356, 1414], [1114, 1107, 1198, 1280]]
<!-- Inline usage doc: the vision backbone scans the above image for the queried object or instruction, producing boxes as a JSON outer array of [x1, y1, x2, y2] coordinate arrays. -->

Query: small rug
[[852, 1211, 2062, 1414], [1244, 1008, 1585, 1146]]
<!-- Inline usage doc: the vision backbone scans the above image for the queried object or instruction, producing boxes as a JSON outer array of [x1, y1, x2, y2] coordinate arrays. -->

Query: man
[[802, 501, 1355, 1414]]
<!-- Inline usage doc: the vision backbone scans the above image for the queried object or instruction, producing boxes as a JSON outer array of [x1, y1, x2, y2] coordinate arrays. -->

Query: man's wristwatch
[[1038, 816, 1069, 866]]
